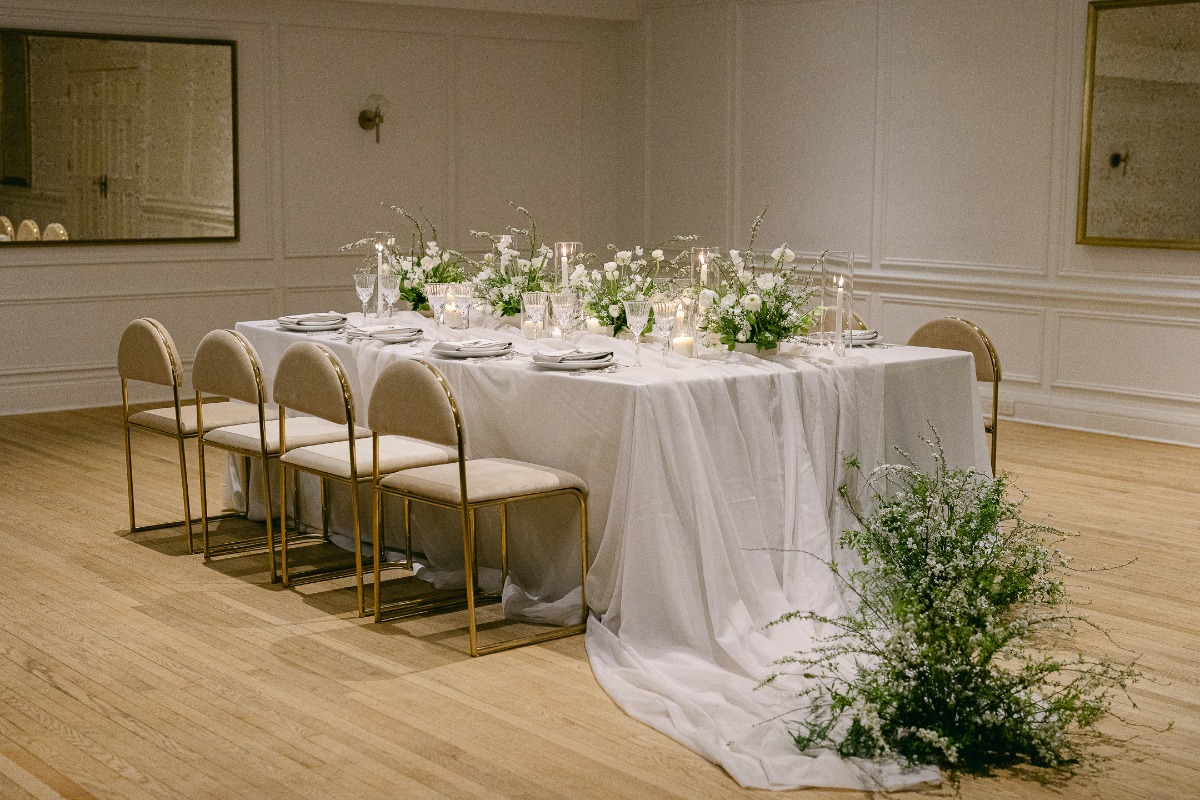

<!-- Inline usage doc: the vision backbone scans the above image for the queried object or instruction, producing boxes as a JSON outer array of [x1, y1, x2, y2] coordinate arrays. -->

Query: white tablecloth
[[237, 313, 987, 791]]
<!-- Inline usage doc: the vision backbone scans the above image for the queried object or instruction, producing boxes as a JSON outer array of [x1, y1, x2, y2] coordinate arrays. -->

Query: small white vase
[[733, 342, 778, 356]]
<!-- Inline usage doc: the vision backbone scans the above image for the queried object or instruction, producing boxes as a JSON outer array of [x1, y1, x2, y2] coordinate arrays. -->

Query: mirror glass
[[0, 30, 237, 244], [1078, 0, 1200, 250]]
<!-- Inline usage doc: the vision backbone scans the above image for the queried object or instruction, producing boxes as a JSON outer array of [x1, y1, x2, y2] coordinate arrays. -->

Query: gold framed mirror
[[1077, 0, 1200, 250], [0, 30, 237, 245]]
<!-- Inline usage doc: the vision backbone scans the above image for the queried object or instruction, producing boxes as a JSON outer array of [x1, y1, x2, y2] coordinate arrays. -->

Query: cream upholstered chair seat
[[282, 435, 457, 480], [129, 400, 272, 436], [204, 415, 353, 452], [380, 458, 586, 506]]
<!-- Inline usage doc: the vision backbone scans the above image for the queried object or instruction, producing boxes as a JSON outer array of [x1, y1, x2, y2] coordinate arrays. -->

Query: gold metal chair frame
[[121, 318, 203, 551], [370, 360, 589, 657], [909, 316, 1002, 474], [275, 344, 403, 616], [193, 330, 279, 581]]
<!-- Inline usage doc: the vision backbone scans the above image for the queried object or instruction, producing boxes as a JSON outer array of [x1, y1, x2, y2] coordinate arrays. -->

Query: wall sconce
[[358, 94, 389, 143]]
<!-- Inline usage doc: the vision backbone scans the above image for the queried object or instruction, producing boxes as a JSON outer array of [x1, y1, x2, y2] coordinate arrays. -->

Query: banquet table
[[236, 312, 988, 791]]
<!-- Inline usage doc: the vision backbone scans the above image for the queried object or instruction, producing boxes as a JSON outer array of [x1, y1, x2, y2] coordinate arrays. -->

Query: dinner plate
[[430, 340, 513, 359], [532, 356, 614, 371], [278, 321, 345, 332]]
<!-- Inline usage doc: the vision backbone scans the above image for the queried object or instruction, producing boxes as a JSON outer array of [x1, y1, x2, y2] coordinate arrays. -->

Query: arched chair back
[[815, 307, 867, 332], [0, 216, 14, 239], [42, 222, 69, 240], [16, 219, 39, 241], [907, 316, 1002, 474], [118, 318, 182, 388], [273, 341, 353, 427], [368, 358, 462, 453]]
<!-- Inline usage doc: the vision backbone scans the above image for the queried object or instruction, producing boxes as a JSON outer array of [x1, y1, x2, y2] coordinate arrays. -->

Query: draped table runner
[[236, 313, 988, 791]]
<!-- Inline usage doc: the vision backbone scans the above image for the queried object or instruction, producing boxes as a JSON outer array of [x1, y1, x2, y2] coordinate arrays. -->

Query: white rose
[[608, 304, 621, 317], [652, 248, 665, 261], [771, 245, 795, 263], [741, 293, 763, 312], [729, 249, 743, 266], [756, 273, 777, 291], [698, 288, 718, 309], [720, 293, 736, 308]]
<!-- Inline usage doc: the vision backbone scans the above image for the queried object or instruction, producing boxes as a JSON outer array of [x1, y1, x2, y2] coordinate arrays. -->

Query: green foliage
[[766, 437, 1138, 776]]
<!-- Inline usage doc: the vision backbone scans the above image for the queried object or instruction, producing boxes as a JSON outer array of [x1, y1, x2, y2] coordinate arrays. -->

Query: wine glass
[[454, 282, 476, 328], [353, 272, 375, 324], [379, 275, 400, 323], [549, 290, 577, 340], [424, 283, 451, 340], [651, 299, 677, 363], [522, 291, 548, 352], [623, 300, 651, 367]]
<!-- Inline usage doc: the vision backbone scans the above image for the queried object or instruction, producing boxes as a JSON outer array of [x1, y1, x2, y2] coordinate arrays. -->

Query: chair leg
[[280, 464, 291, 587], [402, 497, 412, 570], [351, 479, 365, 617], [176, 434, 194, 554], [262, 454, 277, 584], [499, 504, 509, 587], [462, 504, 478, 657], [123, 421, 137, 533], [197, 435, 211, 558], [578, 493, 589, 626], [372, 485, 382, 622]]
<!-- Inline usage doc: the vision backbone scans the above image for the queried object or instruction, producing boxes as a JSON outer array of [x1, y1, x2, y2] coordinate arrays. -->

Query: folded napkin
[[368, 326, 423, 339], [847, 329, 879, 343], [531, 349, 613, 364], [278, 311, 347, 326], [799, 329, 880, 346], [430, 339, 511, 355]]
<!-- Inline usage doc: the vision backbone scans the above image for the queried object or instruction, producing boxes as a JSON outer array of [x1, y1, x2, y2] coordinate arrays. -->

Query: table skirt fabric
[[235, 314, 987, 791]]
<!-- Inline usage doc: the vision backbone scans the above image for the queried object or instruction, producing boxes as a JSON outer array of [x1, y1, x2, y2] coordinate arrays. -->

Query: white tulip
[[652, 248, 665, 261], [771, 245, 795, 263]]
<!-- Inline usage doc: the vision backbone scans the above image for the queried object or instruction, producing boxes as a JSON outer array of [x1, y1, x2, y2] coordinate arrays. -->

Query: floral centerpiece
[[697, 212, 817, 352], [764, 437, 1138, 778], [571, 237, 694, 335], [469, 205, 553, 318], [343, 207, 465, 310]]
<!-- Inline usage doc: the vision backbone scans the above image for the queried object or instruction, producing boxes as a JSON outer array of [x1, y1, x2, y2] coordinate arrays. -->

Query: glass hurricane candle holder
[[820, 252, 855, 357], [554, 241, 582, 289], [690, 247, 720, 290]]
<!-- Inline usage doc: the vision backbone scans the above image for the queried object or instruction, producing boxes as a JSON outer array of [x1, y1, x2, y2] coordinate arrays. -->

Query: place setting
[[428, 338, 515, 360], [530, 347, 619, 374], [275, 311, 348, 333]]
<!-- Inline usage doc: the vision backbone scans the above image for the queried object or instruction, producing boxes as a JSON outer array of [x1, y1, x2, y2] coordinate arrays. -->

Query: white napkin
[[278, 311, 347, 326], [531, 349, 613, 364], [430, 339, 512, 355]]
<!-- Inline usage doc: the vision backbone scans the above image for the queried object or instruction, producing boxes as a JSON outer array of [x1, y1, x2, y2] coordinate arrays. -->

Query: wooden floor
[[0, 407, 1197, 800]]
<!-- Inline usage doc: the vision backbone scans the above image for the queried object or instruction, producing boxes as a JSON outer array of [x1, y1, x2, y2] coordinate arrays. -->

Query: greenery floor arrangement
[[766, 436, 1141, 782]]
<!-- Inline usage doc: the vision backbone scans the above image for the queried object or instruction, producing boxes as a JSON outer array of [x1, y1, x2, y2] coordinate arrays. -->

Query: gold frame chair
[[119, 318, 262, 551], [273, 342, 455, 615], [907, 316, 1002, 474], [192, 330, 281, 579], [370, 358, 589, 657]]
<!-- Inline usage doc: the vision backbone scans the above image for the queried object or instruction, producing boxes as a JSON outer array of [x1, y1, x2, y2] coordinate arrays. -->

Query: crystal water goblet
[[549, 290, 577, 340], [454, 282, 476, 328], [623, 300, 652, 367], [522, 291, 548, 352], [379, 275, 400, 323], [651, 299, 677, 363], [424, 283, 451, 340], [354, 272, 375, 324]]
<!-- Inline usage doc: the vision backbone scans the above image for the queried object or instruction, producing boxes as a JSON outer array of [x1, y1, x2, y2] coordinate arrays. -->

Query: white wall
[[0, 0, 643, 412], [642, 0, 1200, 445]]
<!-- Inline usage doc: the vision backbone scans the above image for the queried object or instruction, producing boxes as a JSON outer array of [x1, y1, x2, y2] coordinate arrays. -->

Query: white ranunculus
[[756, 273, 777, 291], [652, 248, 665, 261], [741, 293, 763, 312], [698, 288, 718, 309], [615, 250, 632, 266], [720, 293, 736, 308], [771, 245, 796, 263], [729, 249, 743, 266], [608, 304, 621, 318]]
